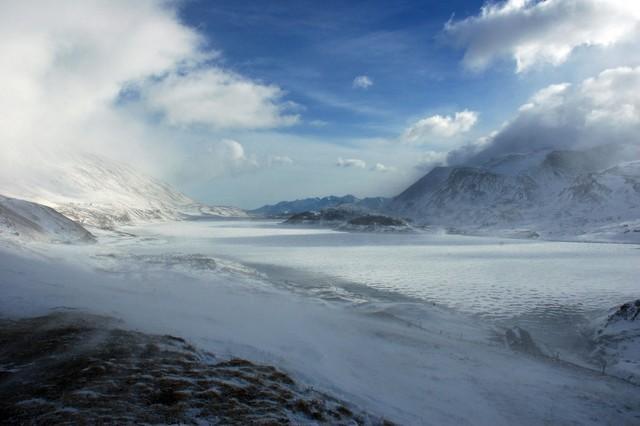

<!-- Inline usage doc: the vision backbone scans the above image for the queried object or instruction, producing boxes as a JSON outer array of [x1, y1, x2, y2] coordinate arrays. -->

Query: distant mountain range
[[3, 143, 638, 241], [249, 195, 388, 217], [256, 144, 640, 241]]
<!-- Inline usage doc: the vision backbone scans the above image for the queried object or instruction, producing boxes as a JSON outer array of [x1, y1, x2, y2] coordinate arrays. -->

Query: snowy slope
[[0, 152, 246, 229], [2, 231, 640, 425], [591, 300, 640, 384], [389, 145, 640, 241], [0, 195, 94, 243]]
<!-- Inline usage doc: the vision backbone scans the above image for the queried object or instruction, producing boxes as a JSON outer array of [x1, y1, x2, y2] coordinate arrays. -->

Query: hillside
[[0, 195, 94, 243], [0, 153, 246, 229], [388, 145, 640, 241], [251, 195, 388, 217]]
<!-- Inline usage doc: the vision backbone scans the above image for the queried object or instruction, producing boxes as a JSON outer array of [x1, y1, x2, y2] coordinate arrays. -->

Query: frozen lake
[[131, 219, 639, 326], [3, 218, 639, 424]]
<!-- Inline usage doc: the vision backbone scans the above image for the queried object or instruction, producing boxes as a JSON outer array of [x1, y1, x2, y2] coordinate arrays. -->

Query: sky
[[1, 0, 640, 208]]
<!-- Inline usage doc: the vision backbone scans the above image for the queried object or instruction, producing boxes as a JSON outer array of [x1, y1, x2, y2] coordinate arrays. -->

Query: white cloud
[[468, 66, 640, 162], [403, 110, 478, 143], [220, 139, 257, 166], [140, 67, 299, 130], [445, 0, 640, 72], [0, 0, 298, 184], [336, 157, 367, 169], [205, 139, 259, 175], [371, 163, 396, 173], [353, 75, 374, 89], [414, 151, 448, 172], [0, 1, 197, 147], [267, 155, 294, 167]]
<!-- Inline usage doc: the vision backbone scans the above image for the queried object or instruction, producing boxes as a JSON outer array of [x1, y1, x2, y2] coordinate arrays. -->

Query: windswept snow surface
[[0, 152, 246, 229], [1, 220, 639, 425], [0, 195, 94, 243]]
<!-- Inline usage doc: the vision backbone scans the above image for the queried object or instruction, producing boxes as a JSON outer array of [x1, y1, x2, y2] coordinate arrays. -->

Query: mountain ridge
[[0, 152, 246, 229], [388, 144, 640, 241]]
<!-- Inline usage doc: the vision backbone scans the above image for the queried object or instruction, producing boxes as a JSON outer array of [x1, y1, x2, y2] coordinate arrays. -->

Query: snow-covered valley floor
[[1, 219, 639, 425]]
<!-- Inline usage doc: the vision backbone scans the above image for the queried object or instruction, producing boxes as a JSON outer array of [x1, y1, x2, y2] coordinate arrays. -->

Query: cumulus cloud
[[403, 110, 478, 143], [219, 139, 258, 168], [336, 157, 367, 169], [353, 75, 374, 89], [0, 0, 297, 182], [465, 66, 640, 163], [445, 0, 640, 72], [140, 68, 299, 129]]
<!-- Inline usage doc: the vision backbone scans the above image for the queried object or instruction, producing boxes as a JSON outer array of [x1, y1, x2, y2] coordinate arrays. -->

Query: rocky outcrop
[[284, 208, 412, 233], [0, 312, 388, 425], [591, 300, 640, 384], [251, 195, 388, 218], [504, 326, 545, 357]]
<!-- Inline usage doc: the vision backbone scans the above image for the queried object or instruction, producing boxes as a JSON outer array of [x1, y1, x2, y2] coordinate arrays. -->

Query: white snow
[[390, 147, 640, 242], [0, 151, 246, 229], [0, 194, 94, 243], [1, 221, 638, 425]]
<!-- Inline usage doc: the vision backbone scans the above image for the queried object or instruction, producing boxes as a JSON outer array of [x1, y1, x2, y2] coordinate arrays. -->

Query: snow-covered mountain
[[0, 195, 94, 243], [250, 195, 388, 217], [0, 153, 246, 229], [388, 144, 640, 241]]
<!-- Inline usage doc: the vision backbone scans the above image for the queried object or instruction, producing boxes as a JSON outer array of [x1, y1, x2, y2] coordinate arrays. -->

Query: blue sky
[[167, 0, 639, 208], [3, 1, 640, 208], [171, 0, 521, 206], [179, 0, 508, 140]]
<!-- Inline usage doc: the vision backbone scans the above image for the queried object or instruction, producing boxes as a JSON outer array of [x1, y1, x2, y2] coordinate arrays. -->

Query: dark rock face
[[348, 215, 406, 227], [283, 211, 322, 223], [284, 208, 358, 224], [284, 208, 411, 233], [591, 300, 640, 384], [250, 195, 390, 218], [251, 195, 359, 217], [608, 300, 640, 323], [0, 312, 388, 425], [505, 326, 545, 357]]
